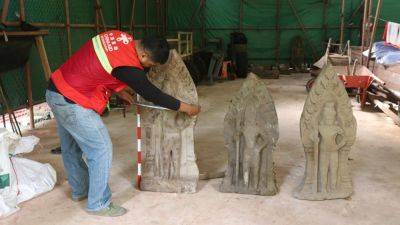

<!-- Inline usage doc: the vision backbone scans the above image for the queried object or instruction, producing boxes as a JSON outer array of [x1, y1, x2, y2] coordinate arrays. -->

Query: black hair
[[141, 36, 170, 64]]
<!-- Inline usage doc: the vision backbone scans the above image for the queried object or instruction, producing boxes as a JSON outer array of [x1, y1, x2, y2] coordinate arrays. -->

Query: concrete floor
[[3, 74, 400, 225]]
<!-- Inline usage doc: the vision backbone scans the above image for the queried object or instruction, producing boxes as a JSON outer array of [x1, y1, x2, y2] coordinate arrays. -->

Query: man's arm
[[112, 66, 200, 115]]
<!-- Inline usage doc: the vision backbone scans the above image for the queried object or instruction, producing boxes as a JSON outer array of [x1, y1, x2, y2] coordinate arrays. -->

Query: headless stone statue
[[140, 50, 199, 193], [220, 73, 279, 196], [294, 64, 357, 200]]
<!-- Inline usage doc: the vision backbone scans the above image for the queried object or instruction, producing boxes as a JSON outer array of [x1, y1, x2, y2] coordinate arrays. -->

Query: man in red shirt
[[46, 30, 200, 217]]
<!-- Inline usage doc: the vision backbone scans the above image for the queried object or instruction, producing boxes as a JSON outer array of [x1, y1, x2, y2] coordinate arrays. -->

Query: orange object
[[221, 60, 232, 79]]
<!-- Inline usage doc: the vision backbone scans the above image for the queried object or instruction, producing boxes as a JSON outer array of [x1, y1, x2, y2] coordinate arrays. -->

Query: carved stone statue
[[140, 50, 199, 193], [220, 73, 279, 196], [294, 64, 357, 200]]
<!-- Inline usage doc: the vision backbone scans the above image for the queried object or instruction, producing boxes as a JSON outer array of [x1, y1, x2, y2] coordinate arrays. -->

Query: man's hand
[[115, 87, 135, 105], [179, 102, 201, 116]]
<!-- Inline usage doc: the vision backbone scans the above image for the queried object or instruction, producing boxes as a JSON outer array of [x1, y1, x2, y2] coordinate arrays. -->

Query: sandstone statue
[[220, 73, 279, 196], [139, 50, 199, 193], [294, 64, 357, 200]]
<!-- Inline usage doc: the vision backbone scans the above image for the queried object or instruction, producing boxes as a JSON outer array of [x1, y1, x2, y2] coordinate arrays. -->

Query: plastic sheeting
[[363, 41, 400, 66]]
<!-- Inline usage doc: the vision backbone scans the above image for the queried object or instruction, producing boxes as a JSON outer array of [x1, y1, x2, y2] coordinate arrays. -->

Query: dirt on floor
[[2, 74, 400, 225]]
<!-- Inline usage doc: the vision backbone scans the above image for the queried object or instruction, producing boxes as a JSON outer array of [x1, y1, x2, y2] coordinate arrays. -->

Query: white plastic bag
[[12, 136, 40, 155], [12, 157, 56, 203], [0, 128, 56, 218], [0, 129, 21, 217]]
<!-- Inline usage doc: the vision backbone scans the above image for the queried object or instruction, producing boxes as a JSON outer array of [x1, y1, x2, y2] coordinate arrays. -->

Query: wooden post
[[201, 0, 206, 48], [1, 0, 10, 24], [156, 0, 160, 34], [18, 0, 25, 21], [94, 0, 107, 32], [95, 6, 100, 34], [322, 0, 329, 43], [275, 0, 281, 65], [24, 63, 34, 129], [366, 0, 383, 68], [361, 0, 370, 65], [340, 0, 346, 49], [64, 0, 72, 57], [116, 0, 121, 30], [239, 0, 243, 31], [145, 0, 148, 35], [130, 0, 136, 34], [287, 0, 318, 61], [35, 36, 52, 81], [164, 0, 168, 35]]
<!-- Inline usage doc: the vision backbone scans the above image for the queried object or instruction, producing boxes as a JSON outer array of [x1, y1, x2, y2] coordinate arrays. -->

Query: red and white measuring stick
[[134, 95, 170, 190], [135, 94, 142, 189]]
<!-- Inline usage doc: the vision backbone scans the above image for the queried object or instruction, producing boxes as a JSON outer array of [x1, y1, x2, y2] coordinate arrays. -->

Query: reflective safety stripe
[[92, 35, 112, 73]]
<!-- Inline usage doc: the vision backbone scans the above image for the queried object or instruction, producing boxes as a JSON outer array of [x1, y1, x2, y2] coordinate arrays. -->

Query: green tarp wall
[[167, 0, 400, 64], [0, 0, 399, 110], [0, 0, 161, 111]]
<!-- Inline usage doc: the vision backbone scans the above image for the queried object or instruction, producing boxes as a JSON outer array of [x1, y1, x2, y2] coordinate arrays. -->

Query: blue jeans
[[45, 90, 112, 211]]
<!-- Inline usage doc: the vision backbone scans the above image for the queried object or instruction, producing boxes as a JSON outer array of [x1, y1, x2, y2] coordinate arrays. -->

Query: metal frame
[[167, 31, 193, 58]]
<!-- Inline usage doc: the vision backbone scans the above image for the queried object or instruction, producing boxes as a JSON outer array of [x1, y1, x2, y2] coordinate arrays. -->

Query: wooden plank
[[35, 36, 52, 81], [24, 62, 34, 129], [374, 99, 400, 126], [0, 30, 49, 36]]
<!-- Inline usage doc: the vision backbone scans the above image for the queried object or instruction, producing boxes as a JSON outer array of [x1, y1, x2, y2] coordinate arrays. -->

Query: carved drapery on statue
[[294, 64, 357, 200], [140, 50, 199, 193], [220, 73, 279, 196]]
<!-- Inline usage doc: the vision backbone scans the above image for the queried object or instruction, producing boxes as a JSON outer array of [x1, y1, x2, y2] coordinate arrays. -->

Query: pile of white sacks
[[0, 128, 56, 218]]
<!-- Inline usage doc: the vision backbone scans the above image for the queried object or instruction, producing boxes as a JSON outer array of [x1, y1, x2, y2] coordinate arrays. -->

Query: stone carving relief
[[220, 73, 279, 195], [294, 64, 357, 200], [140, 50, 199, 193]]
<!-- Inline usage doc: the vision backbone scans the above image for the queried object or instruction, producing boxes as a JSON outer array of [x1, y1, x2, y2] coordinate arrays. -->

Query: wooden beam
[[201, 0, 206, 48], [275, 0, 281, 65], [366, 0, 383, 67], [64, 0, 72, 57], [361, 0, 371, 66], [116, 0, 121, 30], [0, 30, 49, 36], [322, 0, 329, 42], [239, 0, 243, 31], [130, 0, 136, 34], [287, 0, 318, 61], [35, 36, 52, 81], [18, 0, 25, 21], [24, 63, 34, 129], [145, 0, 148, 35], [1, 0, 10, 24], [156, 0, 160, 34], [94, 0, 107, 32], [373, 99, 400, 126], [339, 0, 346, 48]]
